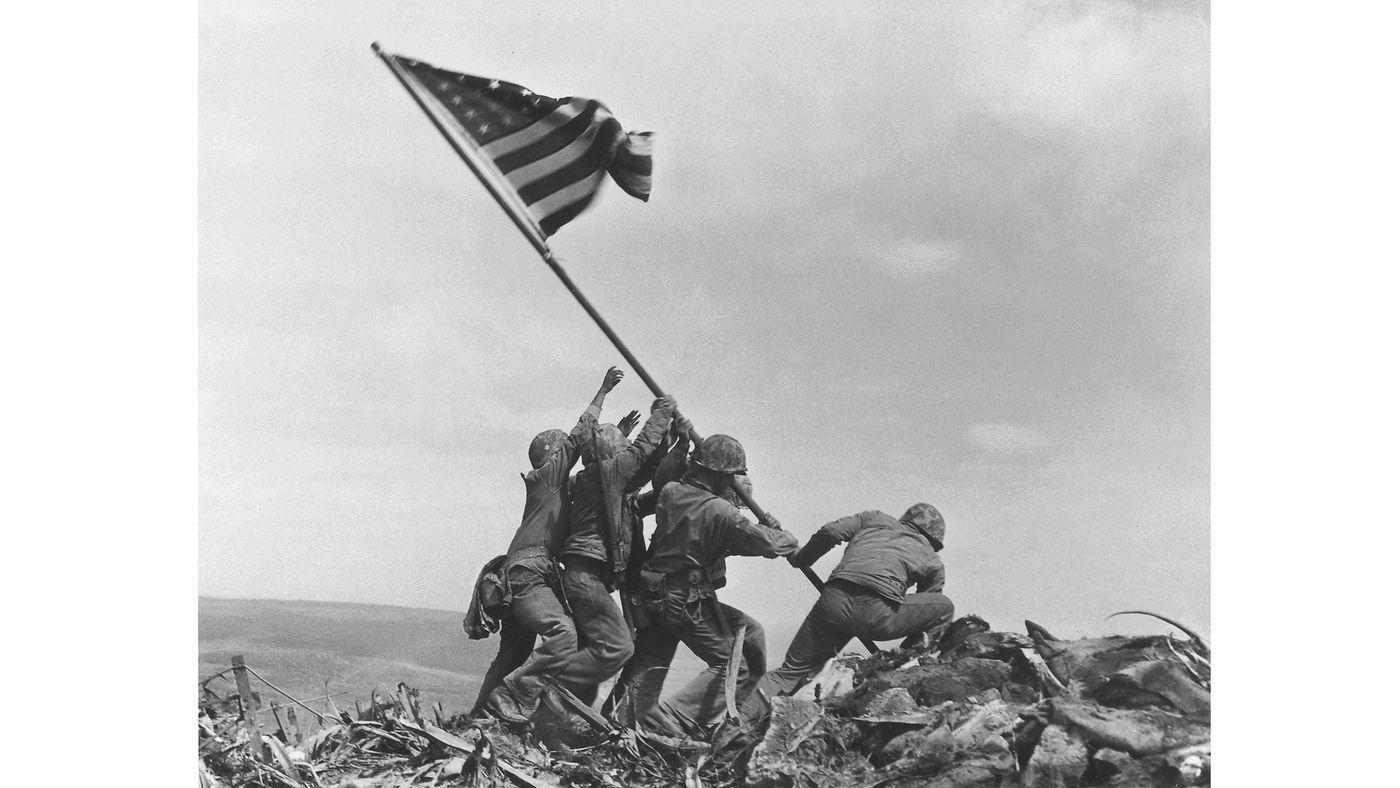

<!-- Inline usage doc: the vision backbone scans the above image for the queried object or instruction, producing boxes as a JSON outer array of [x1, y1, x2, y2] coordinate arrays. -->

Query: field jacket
[[790, 510, 944, 604]]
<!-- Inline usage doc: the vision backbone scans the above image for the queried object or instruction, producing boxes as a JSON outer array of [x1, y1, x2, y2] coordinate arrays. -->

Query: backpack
[[462, 554, 511, 640]]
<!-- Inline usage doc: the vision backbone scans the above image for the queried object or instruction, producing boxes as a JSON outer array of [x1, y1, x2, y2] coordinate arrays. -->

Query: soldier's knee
[[544, 621, 579, 652], [744, 617, 766, 646], [604, 641, 635, 673]]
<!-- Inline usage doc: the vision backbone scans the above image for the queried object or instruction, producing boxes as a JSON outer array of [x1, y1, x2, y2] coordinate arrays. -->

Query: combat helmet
[[692, 434, 747, 474], [901, 503, 946, 550], [528, 429, 569, 469]]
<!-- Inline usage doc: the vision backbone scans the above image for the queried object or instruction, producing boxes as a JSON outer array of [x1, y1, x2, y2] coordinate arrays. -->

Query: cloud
[[874, 237, 966, 280], [967, 423, 1053, 456]]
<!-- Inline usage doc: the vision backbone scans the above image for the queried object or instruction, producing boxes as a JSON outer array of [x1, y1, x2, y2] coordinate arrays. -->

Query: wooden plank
[[724, 624, 747, 721], [231, 655, 266, 762]]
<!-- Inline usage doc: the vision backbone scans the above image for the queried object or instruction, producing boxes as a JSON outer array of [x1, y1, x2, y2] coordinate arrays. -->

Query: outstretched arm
[[726, 514, 800, 558], [589, 366, 625, 413], [571, 366, 625, 445], [787, 512, 868, 567]]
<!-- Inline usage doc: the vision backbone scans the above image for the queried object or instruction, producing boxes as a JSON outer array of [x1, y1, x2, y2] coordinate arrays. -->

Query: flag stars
[[439, 81, 451, 91], [478, 123, 491, 134], [487, 79, 501, 90]]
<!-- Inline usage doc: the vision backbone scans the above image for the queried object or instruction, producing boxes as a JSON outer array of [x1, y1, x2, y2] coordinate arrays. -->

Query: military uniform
[[757, 508, 954, 699], [618, 476, 798, 734], [555, 404, 674, 702], [474, 406, 599, 720]]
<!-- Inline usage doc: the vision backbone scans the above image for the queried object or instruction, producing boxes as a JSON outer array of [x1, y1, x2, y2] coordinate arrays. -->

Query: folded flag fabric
[[380, 49, 652, 238]]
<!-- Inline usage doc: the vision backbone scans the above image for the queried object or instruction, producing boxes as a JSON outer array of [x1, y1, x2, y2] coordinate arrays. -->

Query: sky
[[199, 0, 1210, 643]]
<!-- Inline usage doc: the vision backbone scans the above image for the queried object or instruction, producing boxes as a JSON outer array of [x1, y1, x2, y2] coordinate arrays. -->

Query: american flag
[[380, 49, 652, 239]]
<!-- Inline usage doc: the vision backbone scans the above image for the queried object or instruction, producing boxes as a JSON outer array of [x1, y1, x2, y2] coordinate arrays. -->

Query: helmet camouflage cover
[[528, 429, 569, 469], [900, 503, 946, 549], [692, 434, 747, 474]]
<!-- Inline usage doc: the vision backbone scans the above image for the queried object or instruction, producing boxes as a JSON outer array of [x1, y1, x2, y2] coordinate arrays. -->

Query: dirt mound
[[198, 616, 1210, 787]]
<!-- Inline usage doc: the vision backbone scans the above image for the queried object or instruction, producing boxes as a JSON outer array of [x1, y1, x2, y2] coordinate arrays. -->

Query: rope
[[240, 665, 338, 724]]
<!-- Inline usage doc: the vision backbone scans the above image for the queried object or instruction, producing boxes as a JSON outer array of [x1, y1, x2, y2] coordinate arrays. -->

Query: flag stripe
[[502, 117, 606, 191], [493, 103, 601, 175], [398, 62, 550, 241], [517, 118, 622, 205], [528, 170, 609, 228], [536, 192, 598, 236], [385, 51, 651, 238], [481, 98, 593, 159]]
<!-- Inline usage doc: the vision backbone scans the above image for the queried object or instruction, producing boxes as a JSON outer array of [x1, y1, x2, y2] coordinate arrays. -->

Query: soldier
[[618, 434, 798, 735], [473, 367, 625, 721], [553, 392, 678, 704], [756, 503, 954, 700]]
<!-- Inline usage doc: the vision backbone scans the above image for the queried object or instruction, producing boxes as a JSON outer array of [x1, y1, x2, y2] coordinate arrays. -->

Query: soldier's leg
[[483, 567, 578, 722], [469, 615, 536, 716], [559, 557, 636, 699], [756, 585, 856, 699], [865, 591, 955, 643], [660, 603, 763, 732], [614, 621, 682, 731]]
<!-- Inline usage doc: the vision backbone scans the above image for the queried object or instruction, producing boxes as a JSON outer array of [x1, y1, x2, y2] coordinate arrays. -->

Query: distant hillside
[[199, 597, 497, 715], [199, 596, 769, 718]]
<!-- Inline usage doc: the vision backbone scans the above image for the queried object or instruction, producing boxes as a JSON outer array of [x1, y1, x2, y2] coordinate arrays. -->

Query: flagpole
[[373, 43, 876, 653]]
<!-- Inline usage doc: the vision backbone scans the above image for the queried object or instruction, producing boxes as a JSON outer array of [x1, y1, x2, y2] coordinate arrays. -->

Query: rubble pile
[[198, 614, 1210, 787]]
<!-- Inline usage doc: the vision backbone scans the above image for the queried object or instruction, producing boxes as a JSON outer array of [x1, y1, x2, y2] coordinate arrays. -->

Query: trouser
[[758, 579, 954, 698], [469, 614, 534, 715], [618, 598, 766, 735], [482, 555, 578, 720], [559, 555, 635, 703]]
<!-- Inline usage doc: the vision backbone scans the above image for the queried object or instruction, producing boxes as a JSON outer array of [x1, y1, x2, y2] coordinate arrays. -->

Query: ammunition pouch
[[638, 567, 715, 627]]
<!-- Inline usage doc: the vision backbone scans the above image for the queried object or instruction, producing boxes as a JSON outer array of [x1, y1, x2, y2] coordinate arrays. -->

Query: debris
[[1020, 725, 1087, 788], [1107, 610, 1210, 654], [935, 614, 991, 657], [1019, 647, 1068, 697], [1088, 658, 1211, 717], [1086, 746, 1132, 782], [1048, 698, 1210, 756], [201, 618, 1211, 787], [791, 655, 857, 702]]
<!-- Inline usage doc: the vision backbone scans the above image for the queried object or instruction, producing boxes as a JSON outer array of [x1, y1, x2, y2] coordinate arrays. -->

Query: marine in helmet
[[755, 503, 955, 701], [616, 434, 799, 736], [550, 388, 679, 706], [474, 366, 625, 721]]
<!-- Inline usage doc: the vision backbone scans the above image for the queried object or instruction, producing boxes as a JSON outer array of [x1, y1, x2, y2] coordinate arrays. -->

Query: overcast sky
[[200, 0, 1209, 643]]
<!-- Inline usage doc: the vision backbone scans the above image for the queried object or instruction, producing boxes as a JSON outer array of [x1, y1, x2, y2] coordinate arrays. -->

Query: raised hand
[[617, 409, 641, 438], [600, 366, 625, 393], [651, 395, 677, 415]]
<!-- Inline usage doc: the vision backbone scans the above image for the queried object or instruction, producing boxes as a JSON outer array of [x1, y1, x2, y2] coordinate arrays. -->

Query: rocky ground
[[198, 613, 1210, 787]]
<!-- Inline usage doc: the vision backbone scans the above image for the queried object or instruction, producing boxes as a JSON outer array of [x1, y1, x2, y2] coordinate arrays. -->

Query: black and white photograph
[[18, 1, 1400, 786], [195, 2, 1212, 785]]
